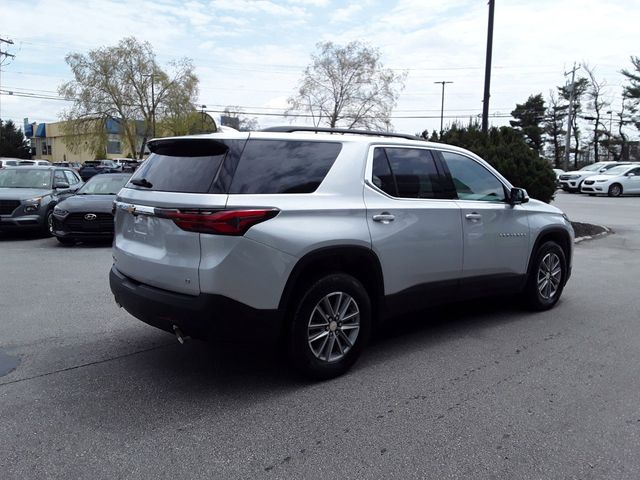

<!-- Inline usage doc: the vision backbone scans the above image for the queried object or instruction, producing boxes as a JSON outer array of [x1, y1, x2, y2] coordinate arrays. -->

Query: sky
[[1, 0, 639, 137]]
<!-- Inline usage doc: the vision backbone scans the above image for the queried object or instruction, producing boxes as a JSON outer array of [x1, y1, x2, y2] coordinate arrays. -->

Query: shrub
[[429, 123, 556, 203]]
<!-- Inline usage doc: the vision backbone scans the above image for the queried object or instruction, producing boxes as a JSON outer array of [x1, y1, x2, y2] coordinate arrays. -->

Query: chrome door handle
[[372, 213, 395, 223], [465, 213, 482, 221]]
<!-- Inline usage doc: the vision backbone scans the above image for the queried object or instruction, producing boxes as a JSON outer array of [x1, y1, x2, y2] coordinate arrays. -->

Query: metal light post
[[606, 110, 613, 160], [200, 105, 207, 132], [434, 81, 453, 137]]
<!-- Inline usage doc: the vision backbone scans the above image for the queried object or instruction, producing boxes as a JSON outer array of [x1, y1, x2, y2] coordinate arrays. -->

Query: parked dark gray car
[[0, 167, 83, 234], [52, 173, 130, 245]]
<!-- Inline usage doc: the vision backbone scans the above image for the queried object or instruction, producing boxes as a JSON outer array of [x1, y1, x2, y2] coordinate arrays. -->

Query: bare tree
[[222, 106, 260, 131], [582, 64, 610, 162], [287, 41, 406, 131], [59, 37, 198, 158]]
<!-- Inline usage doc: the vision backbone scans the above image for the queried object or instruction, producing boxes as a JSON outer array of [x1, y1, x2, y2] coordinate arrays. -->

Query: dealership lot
[[1, 192, 640, 479]]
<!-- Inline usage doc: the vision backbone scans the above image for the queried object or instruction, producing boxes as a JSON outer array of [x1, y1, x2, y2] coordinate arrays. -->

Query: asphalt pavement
[[1, 192, 640, 479]]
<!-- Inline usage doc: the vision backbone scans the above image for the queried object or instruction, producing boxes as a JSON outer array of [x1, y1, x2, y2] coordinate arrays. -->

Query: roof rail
[[260, 126, 423, 141]]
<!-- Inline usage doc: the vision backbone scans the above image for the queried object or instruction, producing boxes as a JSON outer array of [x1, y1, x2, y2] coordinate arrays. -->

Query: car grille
[[583, 180, 595, 185], [64, 212, 114, 232], [0, 200, 21, 215]]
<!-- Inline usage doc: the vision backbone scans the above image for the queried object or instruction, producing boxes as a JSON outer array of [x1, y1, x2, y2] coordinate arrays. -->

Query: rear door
[[364, 146, 463, 302], [112, 137, 245, 295]]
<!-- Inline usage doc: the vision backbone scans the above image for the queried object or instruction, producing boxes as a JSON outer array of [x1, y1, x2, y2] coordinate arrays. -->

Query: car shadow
[[0, 230, 48, 242], [102, 296, 532, 394]]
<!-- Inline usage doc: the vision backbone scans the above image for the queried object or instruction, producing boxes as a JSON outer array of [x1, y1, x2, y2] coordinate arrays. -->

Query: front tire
[[288, 273, 371, 380], [608, 183, 622, 197], [524, 241, 567, 311], [43, 209, 54, 236]]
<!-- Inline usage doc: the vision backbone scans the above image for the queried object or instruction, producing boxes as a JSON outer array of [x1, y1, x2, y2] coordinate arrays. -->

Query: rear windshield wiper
[[130, 178, 153, 188]]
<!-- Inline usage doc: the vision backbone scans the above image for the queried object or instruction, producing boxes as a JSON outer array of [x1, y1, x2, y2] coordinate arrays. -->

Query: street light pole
[[200, 105, 207, 132], [434, 81, 453, 137]]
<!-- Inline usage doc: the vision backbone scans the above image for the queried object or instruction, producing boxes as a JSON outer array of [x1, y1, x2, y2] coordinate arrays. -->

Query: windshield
[[580, 163, 608, 172], [603, 166, 632, 176], [77, 174, 129, 195], [0, 169, 52, 189]]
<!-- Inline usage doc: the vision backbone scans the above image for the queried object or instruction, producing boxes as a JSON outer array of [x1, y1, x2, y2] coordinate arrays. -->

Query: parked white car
[[558, 161, 629, 192], [581, 164, 640, 197]]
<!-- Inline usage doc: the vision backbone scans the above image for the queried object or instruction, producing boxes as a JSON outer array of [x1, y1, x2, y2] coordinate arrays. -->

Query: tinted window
[[371, 149, 396, 196], [229, 140, 342, 194], [128, 140, 228, 193], [383, 148, 445, 199], [441, 151, 506, 202]]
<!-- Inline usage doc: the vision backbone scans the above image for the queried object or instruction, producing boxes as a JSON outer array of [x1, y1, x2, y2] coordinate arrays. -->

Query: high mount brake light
[[155, 208, 279, 236]]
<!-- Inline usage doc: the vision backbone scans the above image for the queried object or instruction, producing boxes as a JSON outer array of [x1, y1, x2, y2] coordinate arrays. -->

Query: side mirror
[[54, 181, 70, 189], [627, 173, 636, 177], [509, 187, 529, 205]]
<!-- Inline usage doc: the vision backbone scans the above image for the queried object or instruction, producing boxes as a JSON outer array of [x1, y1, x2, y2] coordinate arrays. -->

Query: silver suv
[[110, 127, 574, 379]]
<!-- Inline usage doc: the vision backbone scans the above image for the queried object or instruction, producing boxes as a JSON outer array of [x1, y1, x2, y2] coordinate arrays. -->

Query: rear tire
[[608, 183, 622, 197], [524, 241, 567, 311], [287, 273, 371, 380]]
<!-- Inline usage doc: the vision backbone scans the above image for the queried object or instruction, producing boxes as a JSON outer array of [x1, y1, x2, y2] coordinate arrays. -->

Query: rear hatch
[[112, 136, 246, 295]]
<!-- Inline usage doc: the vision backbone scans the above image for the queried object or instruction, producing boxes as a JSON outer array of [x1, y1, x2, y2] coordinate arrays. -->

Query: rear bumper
[[109, 266, 284, 342]]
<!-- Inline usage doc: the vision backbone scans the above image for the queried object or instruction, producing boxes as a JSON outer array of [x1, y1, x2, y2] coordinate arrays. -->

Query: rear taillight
[[155, 208, 279, 236]]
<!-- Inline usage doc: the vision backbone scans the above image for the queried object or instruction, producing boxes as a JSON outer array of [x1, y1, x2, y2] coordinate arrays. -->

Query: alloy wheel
[[307, 291, 360, 362], [537, 252, 562, 300]]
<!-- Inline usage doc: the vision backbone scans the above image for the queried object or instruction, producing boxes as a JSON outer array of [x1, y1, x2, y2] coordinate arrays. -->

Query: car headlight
[[24, 196, 42, 213], [53, 206, 69, 216], [24, 196, 43, 205], [596, 180, 608, 183]]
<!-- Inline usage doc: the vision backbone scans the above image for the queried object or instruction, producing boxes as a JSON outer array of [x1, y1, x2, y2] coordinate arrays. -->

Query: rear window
[[229, 140, 342, 194], [127, 140, 228, 193]]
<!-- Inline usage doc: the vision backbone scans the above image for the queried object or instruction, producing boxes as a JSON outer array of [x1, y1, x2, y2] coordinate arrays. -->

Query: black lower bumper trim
[[109, 266, 284, 342]]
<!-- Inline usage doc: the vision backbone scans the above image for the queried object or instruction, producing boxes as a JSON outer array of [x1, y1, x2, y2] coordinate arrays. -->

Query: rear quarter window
[[229, 140, 342, 194]]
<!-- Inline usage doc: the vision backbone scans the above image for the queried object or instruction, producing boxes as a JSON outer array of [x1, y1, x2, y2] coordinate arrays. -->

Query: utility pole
[[606, 109, 613, 160], [563, 63, 580, 171], [434, 81, 453, 137], [481, 0, 495, 135], [0, 37, 16, 129]]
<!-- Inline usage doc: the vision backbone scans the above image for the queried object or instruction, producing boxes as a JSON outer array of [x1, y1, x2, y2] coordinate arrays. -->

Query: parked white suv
[[558, 161, 629, 192], [110, 127, 574, 379]]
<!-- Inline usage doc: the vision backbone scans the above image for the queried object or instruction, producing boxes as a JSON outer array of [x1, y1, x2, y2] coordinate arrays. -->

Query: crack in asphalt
[[0, 342, 174, 388]]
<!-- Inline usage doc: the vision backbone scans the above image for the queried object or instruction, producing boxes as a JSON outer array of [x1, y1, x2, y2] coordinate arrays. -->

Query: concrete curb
[[574, 225, 612, 244]]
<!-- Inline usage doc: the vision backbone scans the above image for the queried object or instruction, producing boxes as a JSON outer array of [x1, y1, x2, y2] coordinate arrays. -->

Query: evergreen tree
[[0, 120, 32, 159], [436, 122, 556, 203], [510, 94, 546, 154]]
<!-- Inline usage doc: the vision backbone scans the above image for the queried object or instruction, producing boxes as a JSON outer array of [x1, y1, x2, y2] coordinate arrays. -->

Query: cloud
[[330, 4, 363, 23]]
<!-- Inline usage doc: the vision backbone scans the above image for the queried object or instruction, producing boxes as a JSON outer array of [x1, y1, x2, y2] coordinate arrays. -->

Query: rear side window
[[371, 147, 451, 199], [229, 140, 342, 194], [128, 140, 228, 193]]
